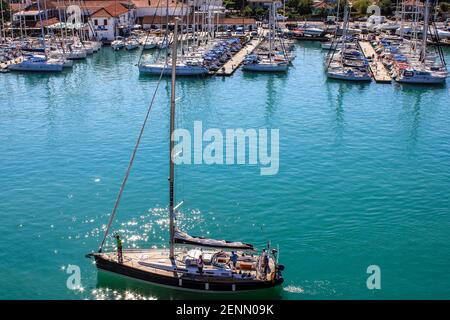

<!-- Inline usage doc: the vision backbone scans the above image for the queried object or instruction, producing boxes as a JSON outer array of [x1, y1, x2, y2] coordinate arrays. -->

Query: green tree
[[242, 5, 253, 17], [379, 0, 393, 16], [353, 0, 371, 15], [297, 0, 313, 15], [255, 7, 267, 19]]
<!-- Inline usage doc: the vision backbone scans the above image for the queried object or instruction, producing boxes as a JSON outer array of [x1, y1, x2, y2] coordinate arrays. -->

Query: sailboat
[[9, 1, 64, 72], [325, 5, 371, 82], [392, 0, 448, 84], [87, 19, 284, 293], [139, 12, 208, 76], [243, 2, 289, 72]]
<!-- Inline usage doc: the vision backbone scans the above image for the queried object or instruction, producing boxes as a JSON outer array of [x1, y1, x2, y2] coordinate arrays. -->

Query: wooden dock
[[358, 41, 392, 83], [215, 36, 263, 76]]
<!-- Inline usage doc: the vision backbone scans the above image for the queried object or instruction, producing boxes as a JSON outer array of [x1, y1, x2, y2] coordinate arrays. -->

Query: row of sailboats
[[138, 2, 245, 76], [324, 0, 448, 84], [242, 1, 293, 72], [325, 4, 372, 81], [378, 0, 448, 84], [2, 0, 103, 72]]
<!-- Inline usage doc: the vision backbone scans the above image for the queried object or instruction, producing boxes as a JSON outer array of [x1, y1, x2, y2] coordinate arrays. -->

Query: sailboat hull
[[139, 64, 209, 76], [242, 63, 288, 72], [8, 62, 63, 72], [326, 71, 372, 81], [90, 253, 284, 293]]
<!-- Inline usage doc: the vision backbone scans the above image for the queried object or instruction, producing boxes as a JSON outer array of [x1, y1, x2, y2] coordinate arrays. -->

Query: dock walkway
[[358, 41, 392, 83], [215, 36, 263, 76]]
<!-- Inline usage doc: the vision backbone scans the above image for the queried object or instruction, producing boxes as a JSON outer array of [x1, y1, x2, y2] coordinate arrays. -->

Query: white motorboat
[[394, 68, 447, 84]]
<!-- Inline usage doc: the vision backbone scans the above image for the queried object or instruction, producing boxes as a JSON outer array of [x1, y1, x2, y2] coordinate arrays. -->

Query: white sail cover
[[174, 229, 254, 250]]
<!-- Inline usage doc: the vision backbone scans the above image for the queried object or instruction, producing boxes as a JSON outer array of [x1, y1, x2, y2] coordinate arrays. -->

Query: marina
[[1, 0, 450, 301]]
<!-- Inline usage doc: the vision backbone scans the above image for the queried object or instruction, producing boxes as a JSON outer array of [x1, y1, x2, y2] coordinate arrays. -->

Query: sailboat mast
[[36, 0, 48, 58], [421, 0, 430, 63], [169, 18, 179, 260]]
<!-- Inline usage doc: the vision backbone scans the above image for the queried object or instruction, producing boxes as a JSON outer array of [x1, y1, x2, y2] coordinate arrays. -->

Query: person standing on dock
[[114, 233, 123, 264]]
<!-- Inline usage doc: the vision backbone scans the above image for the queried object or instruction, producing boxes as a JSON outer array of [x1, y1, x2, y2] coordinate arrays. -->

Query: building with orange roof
[[88, 2, 135, 41]]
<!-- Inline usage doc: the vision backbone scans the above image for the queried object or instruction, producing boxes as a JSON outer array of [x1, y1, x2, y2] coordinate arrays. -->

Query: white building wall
[[136, 7, 191, 18], [89, 17, 115, 41]]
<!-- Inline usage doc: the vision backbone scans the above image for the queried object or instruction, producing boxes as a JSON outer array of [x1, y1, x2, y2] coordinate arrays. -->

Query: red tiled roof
[[91, 2, 129, 18], [312, 1, 332, 9]]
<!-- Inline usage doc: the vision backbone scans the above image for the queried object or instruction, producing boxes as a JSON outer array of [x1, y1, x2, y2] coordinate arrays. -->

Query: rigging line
[[99, 0, 179, 252]]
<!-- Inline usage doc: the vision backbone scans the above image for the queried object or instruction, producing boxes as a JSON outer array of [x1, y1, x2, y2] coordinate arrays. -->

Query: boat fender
[[278, 264, 285, 271]]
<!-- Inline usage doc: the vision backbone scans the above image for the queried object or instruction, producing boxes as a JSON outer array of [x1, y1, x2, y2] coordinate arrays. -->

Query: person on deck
[[263, 249, 270, 275], [114, 233, 123, 264], [197, 255, 204, 275], [230, 251, 238, 270]]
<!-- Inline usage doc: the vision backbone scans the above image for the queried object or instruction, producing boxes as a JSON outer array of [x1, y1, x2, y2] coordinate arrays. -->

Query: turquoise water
[[0, 42, 449, 299]]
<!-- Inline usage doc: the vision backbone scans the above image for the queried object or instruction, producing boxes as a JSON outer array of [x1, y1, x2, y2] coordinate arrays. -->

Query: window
[[104, 19, 108, 26], [94, 19, 98, 26]]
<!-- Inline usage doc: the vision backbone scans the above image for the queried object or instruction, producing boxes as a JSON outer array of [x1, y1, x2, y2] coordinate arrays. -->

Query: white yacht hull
[[139, 64, 209, 76], [327, 71, 372, 81], [67, 50, 87, 60], [396, 76, 446, 84], [125, 44, 139, 50], [243, 63, 288, 72], [8, 62, 63, 72]]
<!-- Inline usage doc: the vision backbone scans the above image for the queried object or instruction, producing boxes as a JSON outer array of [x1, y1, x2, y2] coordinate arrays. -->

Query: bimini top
[[174, 229, 254, 251]]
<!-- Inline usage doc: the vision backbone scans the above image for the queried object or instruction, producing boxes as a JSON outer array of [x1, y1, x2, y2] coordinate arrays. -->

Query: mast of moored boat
[[168, 18, 179, 260], [36, 0, 48, 59], [421, 0, 430, 64]]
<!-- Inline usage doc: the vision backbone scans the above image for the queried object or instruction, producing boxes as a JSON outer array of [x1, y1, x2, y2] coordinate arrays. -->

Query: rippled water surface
[[0, 42, 449, 299]]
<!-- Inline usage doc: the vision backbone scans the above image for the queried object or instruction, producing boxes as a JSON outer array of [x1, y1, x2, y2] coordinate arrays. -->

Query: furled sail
[[174, 229, 254, 250]]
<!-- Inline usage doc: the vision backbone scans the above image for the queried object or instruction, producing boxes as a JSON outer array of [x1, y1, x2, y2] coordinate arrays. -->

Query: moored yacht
[[8, 54, 64, 72], [139, 60, 209, 76]]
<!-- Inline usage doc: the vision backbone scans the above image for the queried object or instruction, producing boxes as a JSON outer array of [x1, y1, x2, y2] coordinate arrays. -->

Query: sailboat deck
[[0, 57, 23, 71], [95, 248, 275, 283]]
